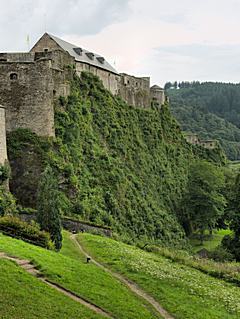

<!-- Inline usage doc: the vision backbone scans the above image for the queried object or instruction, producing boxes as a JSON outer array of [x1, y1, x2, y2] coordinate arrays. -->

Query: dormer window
[[10, 73, 18, 80], [73, 47, 83, 56], [86, 52, 94, 60], [97, 57, 105, 64]]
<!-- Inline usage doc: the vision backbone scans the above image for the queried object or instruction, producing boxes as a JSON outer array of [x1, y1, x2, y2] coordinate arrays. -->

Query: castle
[[0, 33, 166, 166]]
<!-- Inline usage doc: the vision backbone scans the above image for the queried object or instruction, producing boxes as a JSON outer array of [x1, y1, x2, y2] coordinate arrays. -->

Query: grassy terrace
[[0, 232, 160, 319], [79, 233, 240, 319], [0, 258, 103, 319]]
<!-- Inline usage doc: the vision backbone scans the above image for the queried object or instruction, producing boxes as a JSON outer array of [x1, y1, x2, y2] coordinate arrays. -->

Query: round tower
[[0, 105, 8, 165]]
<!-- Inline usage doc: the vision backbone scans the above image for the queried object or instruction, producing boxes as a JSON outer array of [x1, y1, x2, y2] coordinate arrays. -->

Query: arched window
[[10, 73, 18, 80]]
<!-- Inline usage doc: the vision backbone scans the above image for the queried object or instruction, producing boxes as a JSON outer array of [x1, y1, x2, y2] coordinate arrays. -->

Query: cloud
[[0, 0, 240, 84], [137, 44, 240, 85], [0, 0, 130, 51]]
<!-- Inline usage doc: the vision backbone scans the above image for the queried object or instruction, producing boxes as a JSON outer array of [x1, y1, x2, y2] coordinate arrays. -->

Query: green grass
[[0, 232, 160, 319], [0, 258, 103, 319], [79, 233, 240, 319], [190, 229, 232, 253]]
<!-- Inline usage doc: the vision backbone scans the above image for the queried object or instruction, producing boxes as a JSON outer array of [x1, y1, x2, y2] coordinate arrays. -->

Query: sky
[[1, 0, 240, 86]]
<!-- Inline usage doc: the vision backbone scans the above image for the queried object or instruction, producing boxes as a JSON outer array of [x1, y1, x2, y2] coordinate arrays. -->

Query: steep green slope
[[167, 82, 240, 160], [0, 232, 159, 319], [7, 73, 223, 245], [79, 233, 240, 319], [0, 258, 104, 319]]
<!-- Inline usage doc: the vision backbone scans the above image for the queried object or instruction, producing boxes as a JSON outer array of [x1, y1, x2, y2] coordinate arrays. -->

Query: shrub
[[0, 187, 16, 216], [0, 216, 54, 249], [208, 246, 234, 262], [0, 164, 10, 184]]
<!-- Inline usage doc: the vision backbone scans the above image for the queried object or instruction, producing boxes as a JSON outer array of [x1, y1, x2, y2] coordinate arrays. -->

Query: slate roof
[[48, 33, 118, 74]]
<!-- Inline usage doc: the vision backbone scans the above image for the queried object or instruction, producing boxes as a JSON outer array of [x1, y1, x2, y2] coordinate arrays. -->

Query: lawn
[[0, 258, 103, 319], [0, 232, 160, 319], [190, 229, 232, 253], [79, 233, 240, 319]]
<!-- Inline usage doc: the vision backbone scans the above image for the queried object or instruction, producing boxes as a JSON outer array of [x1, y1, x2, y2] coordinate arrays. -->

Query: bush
[[222, 234, 240, 261], [0, 164, 10, 184], [0, 216, 54, 249], [0, 187, 16, 216], [208, 246, 234, 262]]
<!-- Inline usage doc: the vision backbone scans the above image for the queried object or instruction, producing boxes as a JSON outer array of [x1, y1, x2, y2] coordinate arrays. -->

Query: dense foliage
[[0, 215, 53, 249], [167, 82, 240, 160], [222, 173, 240, 260], [7, 73, 224, 245], [37, 166, 63, 251], [181, 161, 226, 241]]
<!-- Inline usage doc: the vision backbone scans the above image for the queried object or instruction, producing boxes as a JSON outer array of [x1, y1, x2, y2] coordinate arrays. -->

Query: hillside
[[1, 231, 240, 319], [6, 73, 224, 245], [167, 82, 240, 160]]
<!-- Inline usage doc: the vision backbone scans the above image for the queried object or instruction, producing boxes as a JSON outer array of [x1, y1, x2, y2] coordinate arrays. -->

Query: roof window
[[86, 52, 94, 60], [96, 57, 105, 64], [73, 47, 83, 56]]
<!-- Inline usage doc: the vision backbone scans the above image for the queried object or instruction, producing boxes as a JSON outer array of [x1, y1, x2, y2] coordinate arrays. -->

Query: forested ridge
[[167, 82, 240, 160]]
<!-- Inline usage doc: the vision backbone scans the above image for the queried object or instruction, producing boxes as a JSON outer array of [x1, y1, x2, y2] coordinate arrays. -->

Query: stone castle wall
[[117, 73, 151, 108], [0, 106, 7, 165], [75, 62, 119, 95], [0, 51, 73, 137]]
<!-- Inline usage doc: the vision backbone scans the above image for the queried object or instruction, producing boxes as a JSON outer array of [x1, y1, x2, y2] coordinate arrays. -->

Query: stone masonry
[[0, 105, 7, 165]]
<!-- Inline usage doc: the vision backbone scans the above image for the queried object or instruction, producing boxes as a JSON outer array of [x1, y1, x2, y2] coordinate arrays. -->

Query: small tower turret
[[150, 85, 166, 107]]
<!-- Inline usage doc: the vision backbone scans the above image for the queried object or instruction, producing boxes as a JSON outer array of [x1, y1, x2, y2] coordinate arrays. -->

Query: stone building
[[0, 33, 166, 139], [184, 133, 217, 150], [0, 105, 7, 165], [118, 73, 151, 108]]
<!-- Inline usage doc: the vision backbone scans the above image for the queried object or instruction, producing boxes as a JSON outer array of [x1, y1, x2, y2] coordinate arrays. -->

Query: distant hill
[[166, 82, 240, 160]]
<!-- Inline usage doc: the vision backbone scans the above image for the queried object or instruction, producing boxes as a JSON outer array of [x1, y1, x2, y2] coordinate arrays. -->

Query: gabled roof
[[47, 33, 118, 74]]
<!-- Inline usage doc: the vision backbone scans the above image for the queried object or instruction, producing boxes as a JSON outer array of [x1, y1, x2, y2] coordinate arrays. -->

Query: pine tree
[[37, 166, 62, 251]]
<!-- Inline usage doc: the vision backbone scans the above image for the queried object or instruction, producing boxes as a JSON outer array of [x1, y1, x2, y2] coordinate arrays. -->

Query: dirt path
[[71, 234, 174, 319], [0, 252, 113, 319]]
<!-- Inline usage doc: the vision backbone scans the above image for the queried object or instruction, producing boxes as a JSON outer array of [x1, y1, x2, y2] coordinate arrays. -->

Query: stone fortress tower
[[0, 105, 8, 165]]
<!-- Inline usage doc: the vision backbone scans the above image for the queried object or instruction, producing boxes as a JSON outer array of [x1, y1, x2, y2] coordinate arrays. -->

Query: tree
[[37, 166, 62, 251], [222, 173, 240, 260], [182, 161, 226, 243], [164, 82, 172, 90]]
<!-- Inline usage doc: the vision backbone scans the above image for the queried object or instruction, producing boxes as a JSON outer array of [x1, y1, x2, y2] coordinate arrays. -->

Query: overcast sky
[[1, 0, 240, 85]]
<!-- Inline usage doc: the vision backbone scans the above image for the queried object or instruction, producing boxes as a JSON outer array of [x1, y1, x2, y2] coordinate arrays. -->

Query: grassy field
[[189, 229, 232, 253], [0, 258, 103, 319], [0, 231, 160, 319], [79, 233, 240, 319]]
